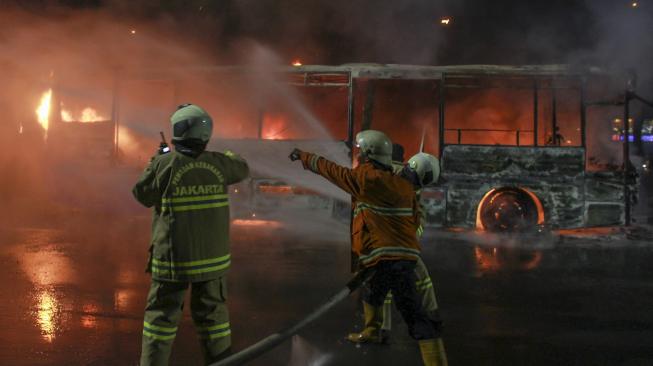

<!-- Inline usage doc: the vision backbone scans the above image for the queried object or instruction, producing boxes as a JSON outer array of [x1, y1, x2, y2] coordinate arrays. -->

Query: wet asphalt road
[[1, 209, 653, 366]]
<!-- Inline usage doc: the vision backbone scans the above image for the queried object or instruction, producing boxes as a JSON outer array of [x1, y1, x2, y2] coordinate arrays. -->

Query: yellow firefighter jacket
[[299, 151, 421, 269]]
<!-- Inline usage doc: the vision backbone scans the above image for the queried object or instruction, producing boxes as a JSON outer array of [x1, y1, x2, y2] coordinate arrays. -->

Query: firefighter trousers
[[365, 260, 441, 340], [376, 257, 442, 332], [140, 277, 231, 366]]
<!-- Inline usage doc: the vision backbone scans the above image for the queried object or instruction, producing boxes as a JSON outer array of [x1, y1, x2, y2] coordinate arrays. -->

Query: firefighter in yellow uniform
[[133, 104, 249, 366], [289, 130, 446, 366]]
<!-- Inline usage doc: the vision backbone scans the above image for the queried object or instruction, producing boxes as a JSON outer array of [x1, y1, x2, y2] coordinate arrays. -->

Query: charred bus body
[[116, 64, 641, 230]]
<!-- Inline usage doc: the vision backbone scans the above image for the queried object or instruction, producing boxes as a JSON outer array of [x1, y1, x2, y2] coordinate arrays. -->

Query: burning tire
[[476, 187, 543, 232]]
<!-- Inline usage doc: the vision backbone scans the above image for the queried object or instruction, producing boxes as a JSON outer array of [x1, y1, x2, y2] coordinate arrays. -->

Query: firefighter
[[401, 152, 445, 341], [365, 142, 409, 338], [360, 142, 409, 339], [289, 130, 446, 366], [133, 103, 249, 366], [347, 150, 447, 365]]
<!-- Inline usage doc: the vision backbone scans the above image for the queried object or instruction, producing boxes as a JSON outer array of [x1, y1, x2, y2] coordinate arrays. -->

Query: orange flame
[[291, 59, 302, 67], [36, 89, 52, 133], [440, 17, 451, 25], [262, 114, 289, 140], [61, 107, 108, 122]]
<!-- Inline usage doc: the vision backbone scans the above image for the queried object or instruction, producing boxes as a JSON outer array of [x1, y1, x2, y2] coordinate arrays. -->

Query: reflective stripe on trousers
[[151, 254, 231, 276], [140, 277, 230, 366], [353, 202, 413, 217], [358, 247, 421, 266], [371, 257, 440, 332]]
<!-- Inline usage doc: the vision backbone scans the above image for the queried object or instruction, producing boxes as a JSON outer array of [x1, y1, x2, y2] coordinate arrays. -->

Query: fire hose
[[210, 269, 376, 366]]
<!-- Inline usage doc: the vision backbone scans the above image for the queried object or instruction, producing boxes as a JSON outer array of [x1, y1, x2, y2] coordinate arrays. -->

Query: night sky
[[3, 0, 649, 66]]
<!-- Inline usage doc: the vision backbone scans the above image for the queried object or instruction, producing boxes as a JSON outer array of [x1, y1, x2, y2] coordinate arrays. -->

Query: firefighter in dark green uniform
[[133, 104, 249, 366]]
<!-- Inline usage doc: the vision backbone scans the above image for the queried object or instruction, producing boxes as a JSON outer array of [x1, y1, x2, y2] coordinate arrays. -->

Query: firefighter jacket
[[299, 151, 421, 269], [133, 150, 249, 282]]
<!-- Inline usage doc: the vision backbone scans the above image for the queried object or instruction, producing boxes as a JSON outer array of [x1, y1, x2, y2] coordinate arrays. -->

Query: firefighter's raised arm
[[290, 148, 362, 197], [221, 150, 250, 185]]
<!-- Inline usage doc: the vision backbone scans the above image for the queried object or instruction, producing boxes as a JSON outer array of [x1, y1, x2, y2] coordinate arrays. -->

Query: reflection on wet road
[[1, 218, 652, 365], [36, 288, 58, 343]]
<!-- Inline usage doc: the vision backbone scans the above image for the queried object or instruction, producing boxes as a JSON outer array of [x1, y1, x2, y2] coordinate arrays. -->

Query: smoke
[[579, 1, 653, 81], [3, 1, 651, 222], [224, 0, 452, 65], [0, 5, 223, 221], [0, 4, 357, 223]]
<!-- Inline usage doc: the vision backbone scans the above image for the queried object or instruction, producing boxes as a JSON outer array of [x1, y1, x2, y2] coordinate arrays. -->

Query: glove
[[289, 148, 302, 161]]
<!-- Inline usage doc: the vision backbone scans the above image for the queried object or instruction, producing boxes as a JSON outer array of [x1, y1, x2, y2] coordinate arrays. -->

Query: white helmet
[[170, 103, 213, 143], [407, 152, 440, 186], [355, 130, 393, 167]]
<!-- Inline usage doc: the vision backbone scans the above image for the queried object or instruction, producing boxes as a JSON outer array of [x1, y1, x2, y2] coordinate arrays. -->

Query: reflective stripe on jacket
[[299, 151, 421, 268], [133, 150, 249, 282]]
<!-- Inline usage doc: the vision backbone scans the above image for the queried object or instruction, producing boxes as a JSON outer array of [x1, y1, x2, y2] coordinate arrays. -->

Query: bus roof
[[123, 64, 615, 81]]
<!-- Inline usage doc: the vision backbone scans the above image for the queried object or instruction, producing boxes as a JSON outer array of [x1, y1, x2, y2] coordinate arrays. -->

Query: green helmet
[[355, 130, 392, 167], [407, 152, 440, 186], [170, 104, 213, 143]]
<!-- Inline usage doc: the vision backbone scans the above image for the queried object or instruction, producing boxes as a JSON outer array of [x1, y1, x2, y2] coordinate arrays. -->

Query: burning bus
[[114, 64, 639, 231]]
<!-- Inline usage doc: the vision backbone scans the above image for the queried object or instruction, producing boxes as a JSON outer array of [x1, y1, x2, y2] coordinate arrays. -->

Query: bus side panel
[[585, 171, 626, 226], [440, 145, 589, 229]]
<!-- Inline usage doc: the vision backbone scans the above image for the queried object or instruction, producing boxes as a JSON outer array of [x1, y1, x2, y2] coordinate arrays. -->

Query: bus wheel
[[477, 187, 541, 232]]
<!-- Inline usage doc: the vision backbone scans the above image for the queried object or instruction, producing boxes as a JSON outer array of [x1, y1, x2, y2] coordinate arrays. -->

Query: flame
[[80, 107, 106, 122], [61, 107, 107, 122], [440, 17, 451, 25], [262, 114, 290, 140], [36, 89, 52, 133], [61, 109, 73, 121], [292, 59, 302, 67], [632, 2, 638, 7]]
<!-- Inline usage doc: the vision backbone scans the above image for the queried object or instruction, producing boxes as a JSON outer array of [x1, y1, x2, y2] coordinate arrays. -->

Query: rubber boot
[[418, 338, 448, 366], [346, 302, 387, 344]]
